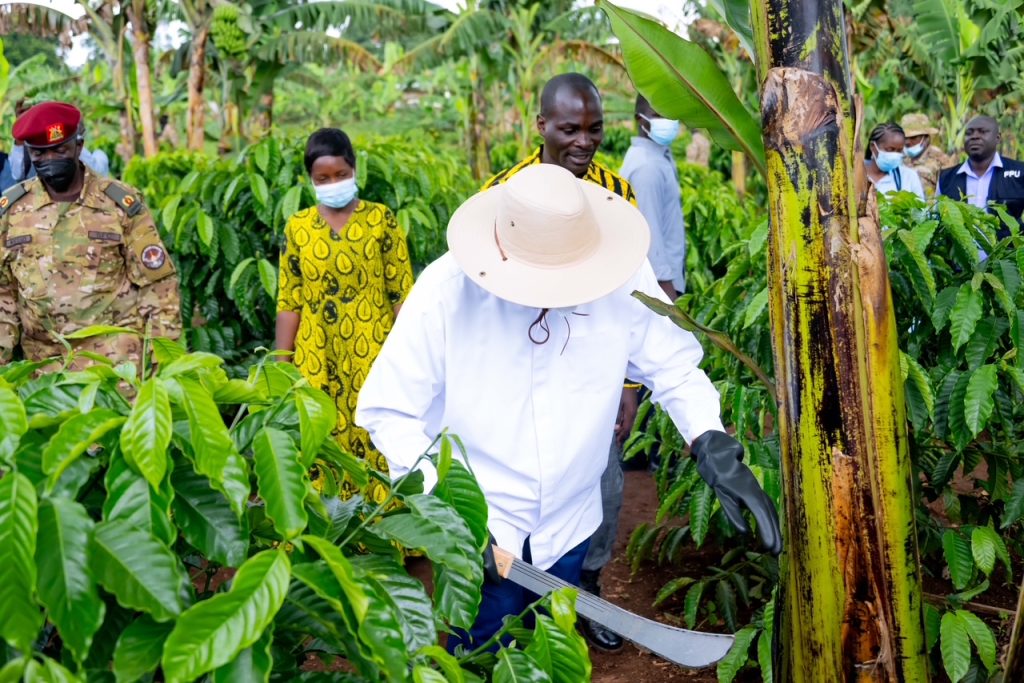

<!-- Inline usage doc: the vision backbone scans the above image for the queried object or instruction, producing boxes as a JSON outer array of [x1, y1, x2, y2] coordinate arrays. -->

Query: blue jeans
[[447, 537, 591, 653]]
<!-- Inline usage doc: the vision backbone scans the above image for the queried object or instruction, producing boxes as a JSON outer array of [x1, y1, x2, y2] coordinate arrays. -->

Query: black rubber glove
[[482, 533, 503, 585], [691, 430, 783, 556]]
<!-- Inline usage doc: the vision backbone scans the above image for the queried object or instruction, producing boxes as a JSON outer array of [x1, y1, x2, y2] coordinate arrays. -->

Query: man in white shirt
[[356, 164, 781, 651]]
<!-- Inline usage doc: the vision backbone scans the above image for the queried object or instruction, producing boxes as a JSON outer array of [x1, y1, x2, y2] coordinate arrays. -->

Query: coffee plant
[[0, 328, 590, 682], [123, 134, 475, 373]]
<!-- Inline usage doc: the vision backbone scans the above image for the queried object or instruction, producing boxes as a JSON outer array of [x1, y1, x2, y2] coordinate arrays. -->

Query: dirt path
[[590, 470, 726, 682]]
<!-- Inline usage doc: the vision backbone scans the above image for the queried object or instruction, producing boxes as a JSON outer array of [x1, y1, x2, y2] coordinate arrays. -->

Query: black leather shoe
[[580, 616, 625, 652], [578, 570, 624, 652]]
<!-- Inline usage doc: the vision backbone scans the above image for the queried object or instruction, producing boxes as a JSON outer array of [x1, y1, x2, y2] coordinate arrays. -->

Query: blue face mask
[[873, 145, 904, 174], [315, 177, 358, 208], [640, 113, 681, 147]]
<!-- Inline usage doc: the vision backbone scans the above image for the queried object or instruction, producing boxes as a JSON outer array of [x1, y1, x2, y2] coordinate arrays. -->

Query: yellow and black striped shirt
[[483, 147, 638, 206]]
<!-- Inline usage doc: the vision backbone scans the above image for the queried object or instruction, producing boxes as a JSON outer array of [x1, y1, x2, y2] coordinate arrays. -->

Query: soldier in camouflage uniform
[[901, 112, 955, 197], [0, 102, 181, 366]]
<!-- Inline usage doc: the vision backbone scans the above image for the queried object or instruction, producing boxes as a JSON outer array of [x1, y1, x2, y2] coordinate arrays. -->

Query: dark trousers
[[447, 537, 591, 653]]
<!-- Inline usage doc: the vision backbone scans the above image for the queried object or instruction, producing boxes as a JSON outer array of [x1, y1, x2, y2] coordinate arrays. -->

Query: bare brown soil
[[591, 470, 739, 682]]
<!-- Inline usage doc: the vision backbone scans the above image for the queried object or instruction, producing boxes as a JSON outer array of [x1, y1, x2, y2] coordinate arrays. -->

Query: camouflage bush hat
[[12, 102, 83, 149], [900, 112, 939, 137]]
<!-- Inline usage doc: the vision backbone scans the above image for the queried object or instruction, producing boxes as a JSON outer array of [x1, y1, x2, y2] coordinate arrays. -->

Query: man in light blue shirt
[[620, 94, 686, 298]]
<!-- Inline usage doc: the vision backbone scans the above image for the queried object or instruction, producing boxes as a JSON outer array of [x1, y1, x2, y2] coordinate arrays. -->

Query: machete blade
[[497, 548, 734, 668]]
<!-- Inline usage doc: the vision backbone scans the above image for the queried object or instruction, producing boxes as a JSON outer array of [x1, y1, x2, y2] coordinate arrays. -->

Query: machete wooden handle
[[492, 545, 515, 579]]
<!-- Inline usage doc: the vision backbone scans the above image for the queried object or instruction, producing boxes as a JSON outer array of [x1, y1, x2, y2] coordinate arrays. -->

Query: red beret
[[12, 102, 83, 149]]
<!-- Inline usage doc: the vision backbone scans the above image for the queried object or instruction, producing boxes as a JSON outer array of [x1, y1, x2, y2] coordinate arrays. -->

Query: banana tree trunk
[[129, 0, 157, 158], [187, 25, 209, 151], [467, 55, 490, 181], [115, 27, 136, 164], [749, 0, 927, 680]]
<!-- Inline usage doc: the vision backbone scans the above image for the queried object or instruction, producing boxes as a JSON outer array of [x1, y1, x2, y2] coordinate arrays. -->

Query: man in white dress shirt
[[356, 164, 781, 650]]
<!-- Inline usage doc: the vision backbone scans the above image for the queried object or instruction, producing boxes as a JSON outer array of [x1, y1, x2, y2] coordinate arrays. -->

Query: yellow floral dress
[[277, 200, 414, 503]]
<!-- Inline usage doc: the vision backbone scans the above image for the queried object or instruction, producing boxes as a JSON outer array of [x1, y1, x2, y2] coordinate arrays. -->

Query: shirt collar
[[957, 152, 1004, 178]]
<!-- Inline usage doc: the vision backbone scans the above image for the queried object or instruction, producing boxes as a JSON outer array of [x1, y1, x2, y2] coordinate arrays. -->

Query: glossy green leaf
[[372, 494, 482, 629], [90, 519, 188, 622], [257, 258, 277, 298], [36, 498, 105, 663], [279, 185, 303, 221], [22, 656, 79, 683], [171, 463, 249, 567], [295, 386, 336, 468], [525, 614, 590, 683], [103, 451, 176, 545], [119, 378, 172, 488], [306, 494, 359, 543], [689, 483, 716, 547], [706, 0, 753, 55], [940, 611, 970, 683], [742, 287, 769, 329], [1002, 479, 1024, 528], [0, 472, 41, 650], [112, 615, 174, 683], [62, 324, 139, 340], [151, 337, 187, 365], [176, 377, 246, 514], [351, 554, 435, 654], [924, 603, 941, 651], [415, 646, 465, 683], [253, 426, 309, 539], [493, 648, 552, 683], [299, 540, 405, 679], [942, 529, 974, 591], [716, 625, 756, 683], [949, 284, 984, 352], [956, 609, 996, 671], [930, 286, 960, 333], [42, 409, 125, 487], [0, 385, 27, 465], [963, 364, 998, 438], [162, 549, 290, 683], [684, 580, 706, 629], [159, 352, 224, 379], [197, 210, 215, 247], [432, 459, 489, 551], [946, 371, 972, 451], [901, 351, 934, 430], [756, 629, 773, 683], [599, 1, 765, 171], [288, 561, 372, 672], [211, 624, 274, 683], [0, 658, 26, 683], [970, 526, 997, 575], [413, 666, 449, 683], [250, 174, 270, 209]]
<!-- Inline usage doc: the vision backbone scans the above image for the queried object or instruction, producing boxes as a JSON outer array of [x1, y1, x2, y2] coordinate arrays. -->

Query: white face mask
[[904, 141, 926, 159], [639, 113, 681, 146], [314, 177, 358, 208]]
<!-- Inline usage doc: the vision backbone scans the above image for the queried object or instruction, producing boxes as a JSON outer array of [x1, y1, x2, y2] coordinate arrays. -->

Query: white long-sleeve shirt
[[355, 253, 725, 569]]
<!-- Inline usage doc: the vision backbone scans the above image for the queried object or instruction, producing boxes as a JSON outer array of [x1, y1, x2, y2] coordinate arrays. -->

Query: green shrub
[[124, 135, 475, 372], [0, 332, 591, 681]]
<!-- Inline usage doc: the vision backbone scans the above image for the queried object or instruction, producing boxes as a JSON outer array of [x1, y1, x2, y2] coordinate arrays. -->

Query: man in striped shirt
[[484, 72, 635, 652]]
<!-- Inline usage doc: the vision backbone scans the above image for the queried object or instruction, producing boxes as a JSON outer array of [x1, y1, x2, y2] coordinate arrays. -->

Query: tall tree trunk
[[731, 150, 746, 198], [187, 25, 209, 151], [129, 0, 157, 158], [114, 26, 136, 164], [467, 55, 490, 181], [750, 0, 928, 680]]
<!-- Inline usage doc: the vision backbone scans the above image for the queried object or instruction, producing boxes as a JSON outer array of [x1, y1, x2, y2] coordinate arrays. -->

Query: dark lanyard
[[892, 167, 902, 191]]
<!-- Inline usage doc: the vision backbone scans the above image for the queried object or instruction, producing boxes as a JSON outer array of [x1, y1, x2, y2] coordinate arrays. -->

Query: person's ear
[[536, 114, 545, 135]]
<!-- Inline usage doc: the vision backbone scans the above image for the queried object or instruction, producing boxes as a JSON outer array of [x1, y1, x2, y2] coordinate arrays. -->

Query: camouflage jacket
[[906, 145, 956, 197], [0, 168, 181, 365]]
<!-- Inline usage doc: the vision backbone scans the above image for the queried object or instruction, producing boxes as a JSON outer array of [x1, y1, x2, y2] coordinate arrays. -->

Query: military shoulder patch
[[103, 182, 144, 218], [0, 182, 28, 219], [141, 244, 167, 270]]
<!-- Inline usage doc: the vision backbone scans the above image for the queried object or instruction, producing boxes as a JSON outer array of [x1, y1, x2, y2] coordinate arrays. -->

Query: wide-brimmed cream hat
[[447, 164, 651, 308], [901, 112, 939, 137]]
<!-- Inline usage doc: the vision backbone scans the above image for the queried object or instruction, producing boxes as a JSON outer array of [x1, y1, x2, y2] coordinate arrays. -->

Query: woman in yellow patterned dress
[[275, 128, 414, 503]]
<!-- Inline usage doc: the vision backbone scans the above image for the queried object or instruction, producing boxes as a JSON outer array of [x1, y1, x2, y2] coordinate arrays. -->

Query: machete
[[492, 546, 734, 669]]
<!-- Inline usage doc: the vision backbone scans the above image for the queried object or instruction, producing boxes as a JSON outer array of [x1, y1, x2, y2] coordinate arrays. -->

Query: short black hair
[[866, 122, 904, 160], [304, 128, 356, 173], [540, 73, 600, 117]]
